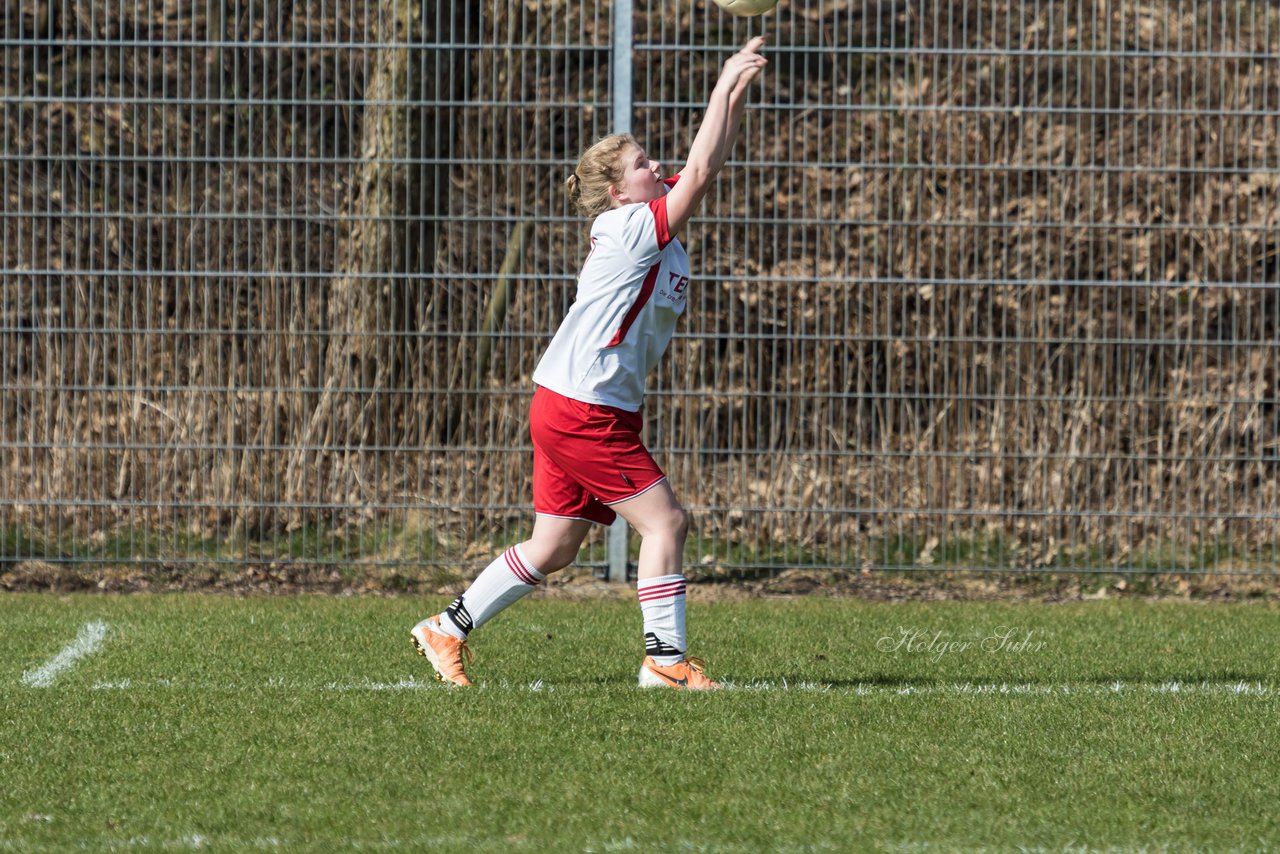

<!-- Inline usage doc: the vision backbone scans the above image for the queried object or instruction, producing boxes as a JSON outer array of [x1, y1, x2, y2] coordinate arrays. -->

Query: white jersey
[[533, 182, 690, 412]]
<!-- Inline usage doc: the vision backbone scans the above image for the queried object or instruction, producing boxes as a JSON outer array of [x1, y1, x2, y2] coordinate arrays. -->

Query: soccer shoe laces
[[679, 655, 721, 690], [442, 635, 475, 671], [434, 628, 475, 682]]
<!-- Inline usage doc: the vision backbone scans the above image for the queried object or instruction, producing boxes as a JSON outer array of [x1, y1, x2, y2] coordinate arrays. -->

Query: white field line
[[81, 676, 1279, 697], [0, 834, 833, 852], [21, 621, 109, 687]]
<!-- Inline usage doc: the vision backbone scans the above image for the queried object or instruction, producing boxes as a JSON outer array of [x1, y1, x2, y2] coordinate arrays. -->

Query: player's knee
[[625, 503, 688, 544], [523, 534, 582, 573], [666, 506, 690, 544], [539, 539, 580, 572]]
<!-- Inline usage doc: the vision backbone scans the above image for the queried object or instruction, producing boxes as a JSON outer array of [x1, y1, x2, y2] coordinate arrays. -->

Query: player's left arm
[[712, 61, 758, 173], [663, 36, 767, 240]]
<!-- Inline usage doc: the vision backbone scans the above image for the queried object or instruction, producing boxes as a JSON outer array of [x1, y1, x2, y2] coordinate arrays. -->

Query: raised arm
[[663, 36, 767, 240]]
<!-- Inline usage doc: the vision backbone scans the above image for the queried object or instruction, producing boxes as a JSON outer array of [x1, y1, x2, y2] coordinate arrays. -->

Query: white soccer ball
[[710, 0, 779, 17]]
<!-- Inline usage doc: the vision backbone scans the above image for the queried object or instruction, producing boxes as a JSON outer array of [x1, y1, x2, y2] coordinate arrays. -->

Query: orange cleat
[[410, 616, 474, 687], [638, 655, 722, 690]]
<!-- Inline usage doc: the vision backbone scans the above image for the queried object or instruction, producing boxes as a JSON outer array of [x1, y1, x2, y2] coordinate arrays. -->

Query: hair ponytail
[[565, 172, 581, 206]]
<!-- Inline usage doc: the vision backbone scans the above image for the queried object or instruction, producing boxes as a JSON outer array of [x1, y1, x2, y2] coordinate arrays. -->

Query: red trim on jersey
[[646, 177, 679, 249], [605, 262, 660, 348], [648, 195, 672, 249]]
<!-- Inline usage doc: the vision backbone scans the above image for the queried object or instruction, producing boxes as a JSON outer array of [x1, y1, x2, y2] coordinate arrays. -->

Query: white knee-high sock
[[438, 545, 545, 639], [638, 574, 687, 665]]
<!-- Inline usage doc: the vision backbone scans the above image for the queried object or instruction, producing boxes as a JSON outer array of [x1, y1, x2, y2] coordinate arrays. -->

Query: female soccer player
[[411, 36, 768, 690]]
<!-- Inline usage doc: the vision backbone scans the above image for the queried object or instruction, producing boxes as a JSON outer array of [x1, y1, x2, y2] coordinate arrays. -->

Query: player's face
[[611, 145, 665, 207]]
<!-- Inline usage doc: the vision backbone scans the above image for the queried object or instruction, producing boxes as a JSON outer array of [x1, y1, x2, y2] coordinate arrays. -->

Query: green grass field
[[3, 593, 1279, 852]]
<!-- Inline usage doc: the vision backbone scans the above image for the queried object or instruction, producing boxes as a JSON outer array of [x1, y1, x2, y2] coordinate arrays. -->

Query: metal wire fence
[[3, 0, 1279, 583]]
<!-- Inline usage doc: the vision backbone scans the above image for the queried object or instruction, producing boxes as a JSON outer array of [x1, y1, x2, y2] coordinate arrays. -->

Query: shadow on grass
[[753, 670, 1272, 689]]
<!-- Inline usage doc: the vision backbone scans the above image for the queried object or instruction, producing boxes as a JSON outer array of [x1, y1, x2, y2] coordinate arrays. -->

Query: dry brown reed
[[3, 1, 1278, 574]]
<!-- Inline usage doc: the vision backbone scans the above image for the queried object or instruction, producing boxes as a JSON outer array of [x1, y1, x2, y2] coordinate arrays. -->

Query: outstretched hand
[[718, 35, 768, 93]]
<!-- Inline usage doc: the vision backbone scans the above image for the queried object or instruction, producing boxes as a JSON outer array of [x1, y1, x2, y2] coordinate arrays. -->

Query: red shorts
[[529, 386, 667, 526]]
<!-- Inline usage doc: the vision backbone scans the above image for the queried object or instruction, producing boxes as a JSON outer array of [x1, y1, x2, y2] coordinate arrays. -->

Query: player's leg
[[520, 385, 717, 688], [410, 517, 591, 686], [521, 514, 595, 573], [610, 482, 719, 690], [610, 478, 688, 582], [431, 514, 591, 639], [411, 411, 601, 686]]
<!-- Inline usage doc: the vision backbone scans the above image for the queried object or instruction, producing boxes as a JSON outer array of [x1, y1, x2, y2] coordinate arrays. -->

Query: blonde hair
[[565, 133, 637, 218]]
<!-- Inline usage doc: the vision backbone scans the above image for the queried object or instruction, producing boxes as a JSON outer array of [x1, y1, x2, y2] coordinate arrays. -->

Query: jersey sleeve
[[611, 196, 674, 265]]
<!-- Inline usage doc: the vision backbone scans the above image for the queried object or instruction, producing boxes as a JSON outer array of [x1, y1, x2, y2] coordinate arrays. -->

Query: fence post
[[608, 518, 630, 584], [612, 0, 633, 136], [607, 0, 634, 584]]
